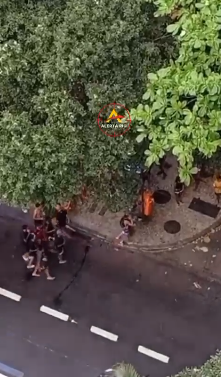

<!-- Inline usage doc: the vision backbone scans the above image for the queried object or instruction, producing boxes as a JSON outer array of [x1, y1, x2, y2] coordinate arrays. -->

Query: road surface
[[0, 209, 221, 377]]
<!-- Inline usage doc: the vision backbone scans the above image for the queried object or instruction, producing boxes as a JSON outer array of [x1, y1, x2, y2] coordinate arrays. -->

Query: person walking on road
[[54, 229, 67, 264], [32, 239, 55, 280], [26, 235, 37, 269], [22, 225, 36, 262]]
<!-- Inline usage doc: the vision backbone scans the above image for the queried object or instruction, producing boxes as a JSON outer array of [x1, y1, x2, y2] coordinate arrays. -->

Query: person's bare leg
[[22, 252, 29, 261], [44, 267, 55, 280], [27, 256, 35, 269], [32, 262, 41, 276]]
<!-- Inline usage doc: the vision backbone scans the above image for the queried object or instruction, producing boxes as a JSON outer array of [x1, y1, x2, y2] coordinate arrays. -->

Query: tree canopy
[[132, 0, 221, 185], [110, 352, 221, 376], [0, 0, 174, 209]]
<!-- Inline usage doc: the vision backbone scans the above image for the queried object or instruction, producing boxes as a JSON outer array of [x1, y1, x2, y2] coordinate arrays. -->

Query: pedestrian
[[32, 239, 55, 280], [174, 176, 184, 205], [55, 203, 71, 239], [22, 225, 36, 262], [116, 214, 134, 246], [213, 174, 221, 204], [45, 217, 55, 241], [26, 235, 37, 269], [54, 229, 67, 264], [55, 203, 67, 229], [33, 202, 45, 228]]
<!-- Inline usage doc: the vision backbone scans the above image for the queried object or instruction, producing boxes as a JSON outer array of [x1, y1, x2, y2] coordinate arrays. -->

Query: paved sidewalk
[[68, 155, 221, 250], [152, 226, 221, 285]]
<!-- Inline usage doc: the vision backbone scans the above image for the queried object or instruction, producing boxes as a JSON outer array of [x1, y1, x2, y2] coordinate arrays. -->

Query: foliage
[[132, 0, 221, 185], [110, 352, 221, 377], [171, 351, 221, 377], [0, 0, 175, 210], [112, 363, 141, 377]]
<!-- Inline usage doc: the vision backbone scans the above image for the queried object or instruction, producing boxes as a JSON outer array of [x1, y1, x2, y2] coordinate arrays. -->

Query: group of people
[[21, 203, 69, 280]]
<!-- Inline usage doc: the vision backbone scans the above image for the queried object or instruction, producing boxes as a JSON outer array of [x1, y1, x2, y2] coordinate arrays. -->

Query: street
[[0, 210, 221, 377]]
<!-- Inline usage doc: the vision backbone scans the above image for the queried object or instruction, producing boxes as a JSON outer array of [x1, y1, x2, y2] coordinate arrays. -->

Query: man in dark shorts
[[26, 235, 37, 269], [54, 229, 67, 264], [32, 239, 55, 280], [55, 203, 67, 228], [22, 225, 36, 262]]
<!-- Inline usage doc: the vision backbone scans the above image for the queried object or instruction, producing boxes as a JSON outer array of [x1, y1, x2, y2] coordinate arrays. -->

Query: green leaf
[[167, 23, 179, 33], [194, 40, 201, 49], [136, 134, 146, 143], [147, 73, 158, 81], [142, 91, 150, 100]]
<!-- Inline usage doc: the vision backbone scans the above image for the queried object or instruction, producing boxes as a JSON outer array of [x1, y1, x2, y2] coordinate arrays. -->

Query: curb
[[67, 220, 221, 286], [68, 215, 221, 254]]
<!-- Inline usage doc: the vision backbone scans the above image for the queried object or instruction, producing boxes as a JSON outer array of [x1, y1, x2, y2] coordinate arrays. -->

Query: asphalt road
[[0, 209, 221, 377]]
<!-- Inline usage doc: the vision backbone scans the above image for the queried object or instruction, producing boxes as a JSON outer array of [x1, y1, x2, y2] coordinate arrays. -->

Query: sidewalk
[[68, 155, 221, 251], [150, 226, 221, 285]]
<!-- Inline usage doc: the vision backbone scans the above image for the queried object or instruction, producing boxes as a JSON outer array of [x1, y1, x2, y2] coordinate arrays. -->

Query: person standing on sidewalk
[[116, 214, 134, 246], [174, 176, 184, 205], [213, 174, 221, 204]]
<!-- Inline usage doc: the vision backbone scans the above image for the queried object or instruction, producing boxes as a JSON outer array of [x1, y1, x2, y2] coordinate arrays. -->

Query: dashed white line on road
[[40, 305, 69, 321], [90, 326, 118, 342], [138, 345, 169, 363], [71, 319, 78, 324], [0, 288, 21, 302]]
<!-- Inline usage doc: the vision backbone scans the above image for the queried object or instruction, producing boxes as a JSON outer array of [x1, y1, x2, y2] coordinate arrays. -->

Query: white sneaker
[[27, 265, 35, 269], [59, 260, 67, 264], [47, 276, 55, 280]]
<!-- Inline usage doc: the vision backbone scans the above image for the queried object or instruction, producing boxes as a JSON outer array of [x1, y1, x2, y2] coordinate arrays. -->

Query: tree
[[105, 352, 221, 376], [132, 0, 221, 185], [0, 0, 175, 210], [100, 363, 140, 377]]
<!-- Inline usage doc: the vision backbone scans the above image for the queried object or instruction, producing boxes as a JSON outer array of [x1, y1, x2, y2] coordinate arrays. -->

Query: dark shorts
[[34, 220, 44, 228], [29, 250, 36, 257], [56, 246, 64, 255]]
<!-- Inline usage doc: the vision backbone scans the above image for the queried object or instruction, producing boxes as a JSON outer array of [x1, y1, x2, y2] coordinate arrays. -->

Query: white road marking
[[40, 305, 69, 321], [90, 326, 118, 342], [138, 345, 169, 363], [71, 319, 78, 324], [0, 288, 21, 302], [0, 373, 8, 377], [138, 346, 170, 364]]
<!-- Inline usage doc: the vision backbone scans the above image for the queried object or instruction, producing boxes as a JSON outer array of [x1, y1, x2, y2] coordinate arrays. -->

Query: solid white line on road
[[40, 305, 69, 321], [138, 345, 169, 363], [90, 326, 118, 342], [0, 373, 8, 377], [0, 288, 21, 302]]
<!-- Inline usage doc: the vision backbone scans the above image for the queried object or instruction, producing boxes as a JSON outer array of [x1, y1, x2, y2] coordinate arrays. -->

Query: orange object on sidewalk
[[143, 190, 154, 216]]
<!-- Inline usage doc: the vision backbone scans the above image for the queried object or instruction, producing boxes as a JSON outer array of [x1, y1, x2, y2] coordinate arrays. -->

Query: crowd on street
[[21, 203, 70, 280]]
